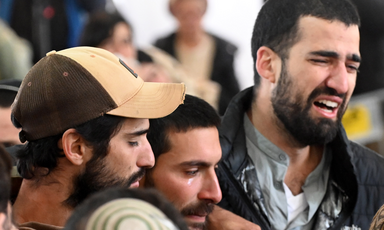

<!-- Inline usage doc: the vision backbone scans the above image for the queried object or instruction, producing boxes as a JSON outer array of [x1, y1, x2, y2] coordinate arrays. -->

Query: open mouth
[[314, 99, 339, 113]]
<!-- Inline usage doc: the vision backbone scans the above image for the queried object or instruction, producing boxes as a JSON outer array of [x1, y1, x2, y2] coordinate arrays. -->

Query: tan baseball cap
[[11, 46, 185, 142]]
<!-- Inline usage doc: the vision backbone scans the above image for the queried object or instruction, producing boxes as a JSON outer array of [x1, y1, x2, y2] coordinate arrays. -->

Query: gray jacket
[[217, 87, 384, 230]]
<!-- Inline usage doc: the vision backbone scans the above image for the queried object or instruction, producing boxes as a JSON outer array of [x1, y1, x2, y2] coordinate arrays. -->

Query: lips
[[314, 99, 339, 113], [313, 95, 343, 119], [129, 173, 145, 188], [185, 214, 207, 226], [129, 181, 140, 188], [188, 212, 208, 217], [128, 169, 146, 188]]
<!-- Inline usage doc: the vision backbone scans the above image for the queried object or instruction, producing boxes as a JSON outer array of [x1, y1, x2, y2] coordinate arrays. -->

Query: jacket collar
[[220, 86, 357, 194]]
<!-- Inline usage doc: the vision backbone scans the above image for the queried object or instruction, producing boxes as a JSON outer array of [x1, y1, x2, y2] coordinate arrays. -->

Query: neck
[[249, 96, 323, 195], [176, 29, 205, 47], [13, 173, 75, 227]]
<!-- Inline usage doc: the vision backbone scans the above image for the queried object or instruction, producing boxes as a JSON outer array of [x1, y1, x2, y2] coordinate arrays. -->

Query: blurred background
[[112, 0, 261, 90]]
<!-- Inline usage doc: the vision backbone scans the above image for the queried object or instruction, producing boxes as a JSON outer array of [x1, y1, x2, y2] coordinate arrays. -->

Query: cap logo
[[119, 59, 138, 78]]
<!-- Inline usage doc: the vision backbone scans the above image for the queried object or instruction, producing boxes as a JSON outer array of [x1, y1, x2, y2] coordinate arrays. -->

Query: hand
[[206, 205, 261, 230]]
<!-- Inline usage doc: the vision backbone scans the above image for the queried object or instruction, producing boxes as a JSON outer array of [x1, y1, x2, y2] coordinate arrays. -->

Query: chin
[[186, 221, 205, 230], [188, 226, 204, 230]]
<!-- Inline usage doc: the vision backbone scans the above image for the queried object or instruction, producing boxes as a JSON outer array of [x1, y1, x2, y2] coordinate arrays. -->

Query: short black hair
[[63, 188, 188, 230], [0, 145, 13, 214], [148, 94, 221, 159], [251, 0, 360, 88]]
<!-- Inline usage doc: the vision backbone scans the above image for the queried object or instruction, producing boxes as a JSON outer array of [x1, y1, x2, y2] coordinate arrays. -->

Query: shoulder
[[348, 141, 384, 195], [209, 33, 237, 55], [154, 33, 176, 47], [349, 141, 384, 170]]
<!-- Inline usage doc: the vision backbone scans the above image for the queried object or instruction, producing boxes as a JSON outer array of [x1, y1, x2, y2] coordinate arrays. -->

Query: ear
[[256, 46, 280, 84], [60, 129, 89, 166]]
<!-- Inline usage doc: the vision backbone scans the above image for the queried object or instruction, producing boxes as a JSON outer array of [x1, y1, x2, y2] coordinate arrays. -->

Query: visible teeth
[[318, 100, 338, 108], [319, 107, 333, 113]]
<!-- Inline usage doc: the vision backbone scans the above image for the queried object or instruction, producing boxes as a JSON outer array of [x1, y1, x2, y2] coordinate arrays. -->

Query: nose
[[137, 139, 155, 168], [325, 63, 350, 94], [197, 170, 222, 204]]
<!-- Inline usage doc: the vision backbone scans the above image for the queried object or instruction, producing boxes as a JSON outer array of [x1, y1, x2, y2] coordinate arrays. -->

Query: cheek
[[106, 146, 136, 173], [345, 76, 356, 100], [349, 76, 356, 91], [153, 172, 197, 205]]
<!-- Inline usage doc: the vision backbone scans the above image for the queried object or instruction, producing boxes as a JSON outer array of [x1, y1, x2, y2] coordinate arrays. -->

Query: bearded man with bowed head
[[10, 47, 185, 229]]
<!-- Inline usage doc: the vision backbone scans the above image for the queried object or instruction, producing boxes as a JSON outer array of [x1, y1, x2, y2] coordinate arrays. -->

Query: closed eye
[[129, 141, 138, 147], [186, 170, 199, 176], [310, 59, 328, 64], [347, 64, 359, 73]]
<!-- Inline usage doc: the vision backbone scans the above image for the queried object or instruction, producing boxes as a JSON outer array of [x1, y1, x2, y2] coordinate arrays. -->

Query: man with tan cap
[[10, 46, 185, 229]]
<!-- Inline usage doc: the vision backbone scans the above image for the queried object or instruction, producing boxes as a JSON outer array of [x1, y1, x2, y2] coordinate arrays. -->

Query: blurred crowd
[[0, 0, 240, 115]]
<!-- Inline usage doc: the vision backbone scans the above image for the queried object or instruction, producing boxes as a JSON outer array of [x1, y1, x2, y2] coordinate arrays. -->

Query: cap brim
[[107, 82, 185, 119]]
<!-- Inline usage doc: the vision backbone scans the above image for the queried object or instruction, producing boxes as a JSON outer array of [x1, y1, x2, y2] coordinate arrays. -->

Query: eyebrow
[[179, 160, 220, 168], [350, 54, 361, 63], [309, 50, 361, 63], [124, 128, 149, 137]]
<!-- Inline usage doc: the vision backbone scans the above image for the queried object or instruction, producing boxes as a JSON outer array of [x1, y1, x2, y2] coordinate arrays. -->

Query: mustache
[[128, 168, 146, 186], [308, 86, 346, 102], [180, 201, 214, 217]]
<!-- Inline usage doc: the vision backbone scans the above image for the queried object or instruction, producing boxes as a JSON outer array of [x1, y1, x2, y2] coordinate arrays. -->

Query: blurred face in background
[[171, 0, 207, 34], [100, 22, 137, 62], [0, 107, 21, 147], [0, 204, 17, 230], [138, 63, 172, 83]]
